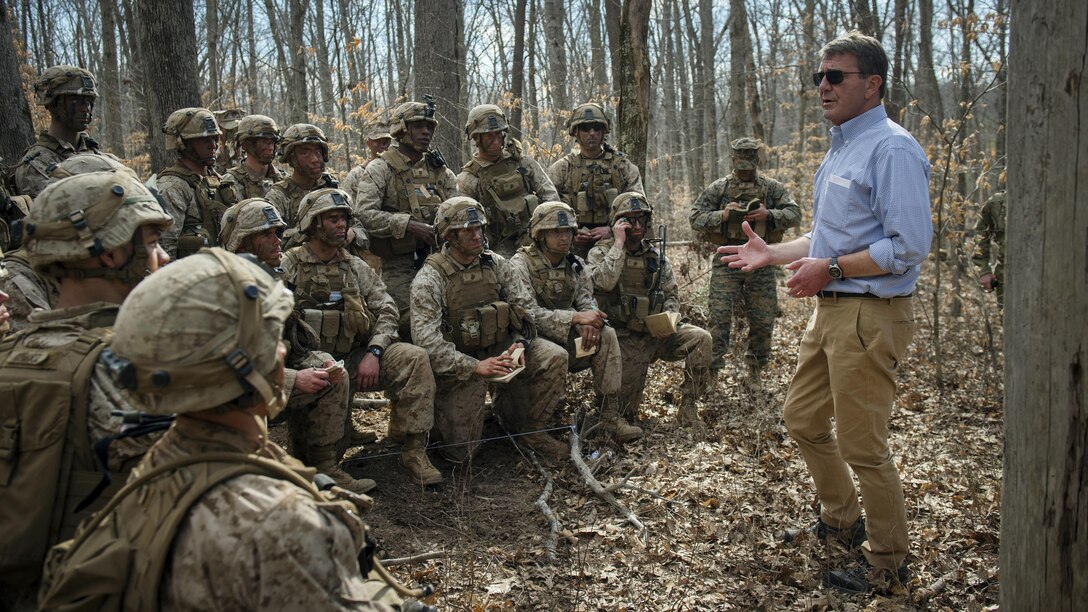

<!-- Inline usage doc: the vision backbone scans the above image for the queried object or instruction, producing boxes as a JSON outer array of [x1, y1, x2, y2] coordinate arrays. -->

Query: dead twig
[[569, 429, 648, 544], [381, 550, 448, 567], [528, 450, 559, 561]]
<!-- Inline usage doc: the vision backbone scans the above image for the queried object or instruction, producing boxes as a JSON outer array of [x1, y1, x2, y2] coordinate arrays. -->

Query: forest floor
[[279, 244, 1006, 611]]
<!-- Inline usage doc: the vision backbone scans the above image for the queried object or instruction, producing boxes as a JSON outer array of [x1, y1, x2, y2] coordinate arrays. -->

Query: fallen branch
[[381, 550, 448, 567], [569, 429, 648, 544], [352, 397, 391, 409], [528, 450, 559, 561]]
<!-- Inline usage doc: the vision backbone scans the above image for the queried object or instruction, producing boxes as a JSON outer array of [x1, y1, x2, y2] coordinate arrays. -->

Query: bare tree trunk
[[207, 0, 219, 105], [542, 0, 568, 111], [527, 0, 540, 136], [587, 0, 607, 98], [246, 0, 258, 108], [0, 0, 35, 163], [285, 0, 308, 123], [262, 0, 291, 118], [699, 0, 718, 177], [738, 3, 764, 142], [1002, 0, 1088, 608], [37, 0, 53, 66], [97, 0, 124, 155], [604, 0, 621, 94], [916, 0, 944, 125], [727, 0, 748, 138], [134, 0, 200, 172], [413, 0, 464, 169], [614, 0, 650, 174], [852, 0, 879, 37], [951, 0, 974, 318], [510, 0, 526, 137], [887, 0, 908, 123], [673, 0, 697, 192], [311, 0, 334, 117], [660, 0, 679, 190], [337, 0, 362, 110], [993, 0, 1007, 174]]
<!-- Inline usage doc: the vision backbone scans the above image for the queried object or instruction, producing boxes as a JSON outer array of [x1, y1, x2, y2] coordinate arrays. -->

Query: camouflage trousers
[[707, 259, 779, 370], [380, 254, 417, 313], [434, 338, 567, 462], [615, 323, 712, 419], [287, 351, 351, 456], [345, 341, 436, 443]]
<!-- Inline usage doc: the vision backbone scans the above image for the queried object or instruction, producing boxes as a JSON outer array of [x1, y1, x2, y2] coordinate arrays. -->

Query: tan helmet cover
[[567, 102, 611, 136], [34, 65, 98, 106], [163, 107, 222, 152], [529, 201, 578, 240], [213, 108, 246, 131], [609, 191, 653, 226], [23, 171, 173, 269], [389, 101, 438, 139], [48, 153, 136, 182], [278, 123, 330, 163], [730, 137, 761, 171], [235, 114, 281, 145], [465, 104, 509, 137], [219, 198, 287, 252], [366, 121, 392, 141], [109, 248, 293, 415], [435, 196, 487, 240], [296, 188, 353, 235]]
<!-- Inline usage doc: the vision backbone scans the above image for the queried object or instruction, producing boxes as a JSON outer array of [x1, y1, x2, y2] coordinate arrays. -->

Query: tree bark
[[614, 0, 650, 175], [887, 0, 908, 123], [1002, 0, 1088, 608], [727, 0, 748, 138], [413, 0, 464, 170], [133, 0, 200, 173], [916, 0, 944, 125], [542, 0, 568, 111], [311, 0, 334, 117], [285, 0, 308, 123], [0, 0, 34, 163], [699, 0, 718, 177], [587, 0, 607, 97], [510, 0, 526, 137], [206, 0, 219, 105], [96, 0, 124, 155]]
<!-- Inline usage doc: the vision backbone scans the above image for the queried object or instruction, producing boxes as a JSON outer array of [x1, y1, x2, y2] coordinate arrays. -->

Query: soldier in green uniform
[[14, 66, 111, 198], [588, 193, 713, 432], [223, 114, 285, 201], [156, 107, 236, 259], [972, 189, 1006, 307], [547, 103, 644, 257], [689, 137, 802, 390], [457, 104, 558, 257]]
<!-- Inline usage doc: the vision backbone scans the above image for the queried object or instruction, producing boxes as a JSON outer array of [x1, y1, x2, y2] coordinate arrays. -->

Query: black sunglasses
[[811, 70, 868, 86]]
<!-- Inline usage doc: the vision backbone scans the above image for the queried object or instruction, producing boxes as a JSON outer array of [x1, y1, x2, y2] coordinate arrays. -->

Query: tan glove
[[342, 292, 373, 340]]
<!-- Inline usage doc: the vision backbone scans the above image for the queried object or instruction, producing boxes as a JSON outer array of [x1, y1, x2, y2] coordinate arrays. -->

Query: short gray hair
[[820, 31, 889, 98]]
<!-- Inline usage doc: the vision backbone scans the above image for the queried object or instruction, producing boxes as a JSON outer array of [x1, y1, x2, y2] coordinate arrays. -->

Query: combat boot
[[400, 433, 444, 486], [597, 397, 643, 444], [309, 444, 377, 494], [348, 424, 379, 446], [522, 425, 570, 460], [746, 364, 763, 393], [677, 398, 707, 434]]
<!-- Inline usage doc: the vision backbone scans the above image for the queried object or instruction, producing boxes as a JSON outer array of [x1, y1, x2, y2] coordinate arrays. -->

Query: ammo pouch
[[450, 301, 515, 351], [176, 231, 209, 259], [301, 306, 368, 356], [575, 188, 615, 226]]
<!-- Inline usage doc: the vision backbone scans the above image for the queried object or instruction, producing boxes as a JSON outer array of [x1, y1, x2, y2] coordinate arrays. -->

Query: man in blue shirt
[[720, 31, 932, 594]]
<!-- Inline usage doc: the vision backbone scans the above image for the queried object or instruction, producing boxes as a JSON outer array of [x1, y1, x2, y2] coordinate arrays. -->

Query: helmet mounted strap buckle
[[67, 209, 104, 256]]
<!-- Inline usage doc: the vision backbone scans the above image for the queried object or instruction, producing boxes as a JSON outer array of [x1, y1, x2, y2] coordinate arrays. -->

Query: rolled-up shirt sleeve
[[867, 142, 933, 275]]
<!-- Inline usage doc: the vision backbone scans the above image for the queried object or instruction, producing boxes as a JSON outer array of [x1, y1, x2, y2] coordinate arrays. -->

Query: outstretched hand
[[716, 222, 772, 272]]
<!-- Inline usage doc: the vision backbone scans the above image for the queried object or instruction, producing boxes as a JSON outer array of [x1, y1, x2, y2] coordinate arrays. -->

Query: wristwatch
[[367, 346, 383, 360], [828, 257, 843, 280]]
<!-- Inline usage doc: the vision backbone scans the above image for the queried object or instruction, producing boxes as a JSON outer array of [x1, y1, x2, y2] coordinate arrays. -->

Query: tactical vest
[[0, 325, 113, 590], [423, 251, 520, 353], [370, 150, 449, 258], [159, 166, 233, 258], [225, 164, 278, 200], [593, 240, 664, 333], [562, 149, 625, 227], [463, 145, 540, 245], [284, 252, 374, 356], [38, 450, 379, 612], [519, 245, 578, 310], [701, 176, 783, 246]]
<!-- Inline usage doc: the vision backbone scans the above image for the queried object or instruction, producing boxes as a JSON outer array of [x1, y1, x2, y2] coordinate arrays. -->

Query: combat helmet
[[730, 137, 761, 171], [465, 104, 509, 137], [389, 99, 438, 140], [48, 153, 136, 181], [366, 121, 392, 141], [235, 115, 281, 145], [213, 109, 245, 132], [529, 201, 578, 240], [609, 192, 652, 225], [219, 198, 287, 252], [34, 65, 98, 106], [278, 123, 329, 163], [435, 196, 487, 240], [22, 171, 173, 278], [106, 248, 293, 415], [163, 108, 221, 152], [567, 102, 611, 136], [295, 188, 353, 236]]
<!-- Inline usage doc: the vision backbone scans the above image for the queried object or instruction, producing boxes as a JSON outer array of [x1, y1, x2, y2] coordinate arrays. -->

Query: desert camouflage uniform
[[269, 175, 370, 253], [588, 238, 712, 418], [509, 244, 621, 398], [280, 243, 435, 439], [136, 419, 397, 611], [0, 248, 56, 333], [341, 162, 372, 205], [156, 164, 232, 259], [355, 147, 460, 309], [689, 174, 801, 370], [547, 148, 643, 230], [410, 246, 567, 460], [224, 162, 284, 201], [13, 133, 104, 198], [973, 190, 1006, 306], [457, 144, 559, 257]]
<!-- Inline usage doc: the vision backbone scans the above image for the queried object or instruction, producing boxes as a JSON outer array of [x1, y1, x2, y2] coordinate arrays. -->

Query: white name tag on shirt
[[828, 174, 852, 188]]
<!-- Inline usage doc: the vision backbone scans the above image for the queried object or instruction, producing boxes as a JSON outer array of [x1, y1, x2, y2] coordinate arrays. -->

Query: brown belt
[[817, 291, 912, 299]]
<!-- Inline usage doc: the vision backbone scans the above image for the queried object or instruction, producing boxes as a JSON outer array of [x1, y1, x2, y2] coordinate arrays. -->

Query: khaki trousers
[[783, 296, 914, 570]]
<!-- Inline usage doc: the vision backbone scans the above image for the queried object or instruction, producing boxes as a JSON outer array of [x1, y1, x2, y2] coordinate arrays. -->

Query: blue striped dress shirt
[[806, 104, 933, 297]]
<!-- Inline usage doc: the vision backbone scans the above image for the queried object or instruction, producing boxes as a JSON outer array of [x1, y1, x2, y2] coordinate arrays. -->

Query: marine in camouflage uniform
[[588, 193, 713, 432], [457, 104, 559, 257], [212, 108, 245, 174], [355, 99, 461, 311], [0, 171, 172, 609], [411, 197, 570, 460], [37, 251, 408, 611], [547, 102, 644, 257], [689, 137, 802, 388], [223, 114, 286, 202], [14, 66, 112, 198], [156, 107, 236, 259], [342, 121, 393, 205], [509, 201, 642, 444], [972, 190, 1006, 307], [280, 189, 442, 486]]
